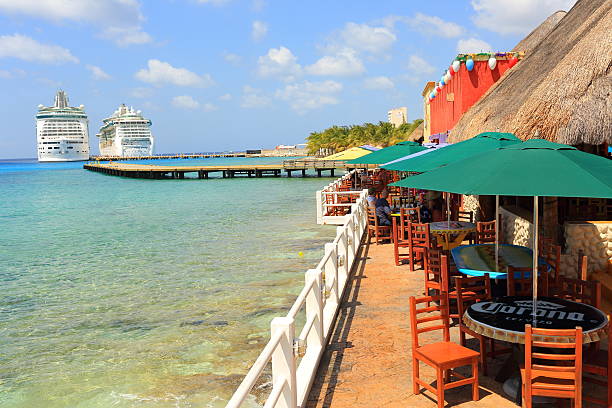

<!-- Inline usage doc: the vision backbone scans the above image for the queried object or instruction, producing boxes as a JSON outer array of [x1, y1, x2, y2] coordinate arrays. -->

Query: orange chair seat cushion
[[416, 341, 479, 366]]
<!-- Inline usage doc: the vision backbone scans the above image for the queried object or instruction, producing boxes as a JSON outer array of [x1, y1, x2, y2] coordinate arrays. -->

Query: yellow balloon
[[298, 252, 304, 257]]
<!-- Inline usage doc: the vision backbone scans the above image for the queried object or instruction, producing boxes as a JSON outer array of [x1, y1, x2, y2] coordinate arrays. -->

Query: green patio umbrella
[[382, 132, 520, 172], [346, 141, 427, 165], [392, 139, 612, 324]]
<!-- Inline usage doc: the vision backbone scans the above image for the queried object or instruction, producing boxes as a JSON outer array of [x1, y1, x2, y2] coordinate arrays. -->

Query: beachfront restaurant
[[353, 135, 612, 407]]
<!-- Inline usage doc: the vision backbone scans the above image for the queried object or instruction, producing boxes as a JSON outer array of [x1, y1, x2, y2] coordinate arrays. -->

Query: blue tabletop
[[451, 243, 547, 279]]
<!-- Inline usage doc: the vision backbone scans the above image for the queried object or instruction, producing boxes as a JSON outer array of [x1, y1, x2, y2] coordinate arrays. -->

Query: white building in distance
[[387, 107, 408, 128]]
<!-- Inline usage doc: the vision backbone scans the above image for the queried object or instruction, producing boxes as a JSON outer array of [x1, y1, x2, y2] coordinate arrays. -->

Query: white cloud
[[99, 26, 152, 47], [471, 0, 576, 35], [219, 93, 232, 101], [407, 13, 464, 38], [86, 65, 111, 80], [172, 95, 200, 109], [257, 46, 302, 82], [202, 102, 218, 112], [0, 34, 78, 64], [0, 0, 152, 47], [241, 85, 272, 109], [305, 48, 365, 77], [0, 68, 25, 79], [338, 23, 396, 54], [363, 76, 394, 90], [129, 87, 154, 98], [406, 55, 435, 76], [275, 80, 342, 114], [252, 20, 268, 42], [0, 69, 11, 78], [456, 38, 493, 53], [135, 59, 214, 87], [223, 52, 242, 65]]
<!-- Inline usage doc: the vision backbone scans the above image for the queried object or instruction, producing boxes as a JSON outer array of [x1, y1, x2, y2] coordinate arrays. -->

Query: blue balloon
[[466, 58, 474, 71], [430, 92, 435, 99], [440, 77, 445, 86]]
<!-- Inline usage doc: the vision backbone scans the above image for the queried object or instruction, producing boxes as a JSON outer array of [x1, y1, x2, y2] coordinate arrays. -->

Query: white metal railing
[[225, 184, 368, 408]]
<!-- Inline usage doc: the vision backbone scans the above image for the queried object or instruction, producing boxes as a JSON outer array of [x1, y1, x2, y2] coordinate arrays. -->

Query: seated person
[[375, 189, 392, 226], [367, 187, 377, 207]]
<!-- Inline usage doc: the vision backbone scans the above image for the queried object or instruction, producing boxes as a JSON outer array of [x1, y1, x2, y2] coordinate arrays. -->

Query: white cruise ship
[[97, 104, 154, 157], [36, 90, 90, 162]]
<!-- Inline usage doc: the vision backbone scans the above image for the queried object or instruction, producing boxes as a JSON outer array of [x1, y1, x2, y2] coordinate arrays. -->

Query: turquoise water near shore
[[0, 158, 337, 407]]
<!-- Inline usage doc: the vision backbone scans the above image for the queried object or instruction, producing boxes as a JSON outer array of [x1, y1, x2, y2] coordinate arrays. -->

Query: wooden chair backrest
[[367, 205, 379, 228], [577, 251, 588, 281], [408, 222, 431, 248], [540, 239, 561, 286], [507, 266, 548, 296], [400, 206, 421, 224], [457, 210, 473, 223], [409, 293, 450, 349], [476, 220, 497, 244], [524, 325, 582, 398], [425, 250, 450, 292], [556, 277, 601, 308], [456, 275, 492, 318]]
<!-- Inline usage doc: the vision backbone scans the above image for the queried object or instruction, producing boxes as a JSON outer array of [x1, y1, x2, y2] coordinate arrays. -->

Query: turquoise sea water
[[0, 158, 337, 407]]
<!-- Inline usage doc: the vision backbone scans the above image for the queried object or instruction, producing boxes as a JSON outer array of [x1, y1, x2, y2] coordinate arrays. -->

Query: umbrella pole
[[532, 195, 539, 326], [495, 195, 499, 272], [447, 193, 450, 228]]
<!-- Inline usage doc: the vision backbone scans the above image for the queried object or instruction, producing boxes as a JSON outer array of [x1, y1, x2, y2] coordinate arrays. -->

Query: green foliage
[[307, 119, 423, 155]]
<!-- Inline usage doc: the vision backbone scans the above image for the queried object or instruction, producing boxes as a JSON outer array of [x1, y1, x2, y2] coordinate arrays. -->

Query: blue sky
[[0, 0, 576, 159]]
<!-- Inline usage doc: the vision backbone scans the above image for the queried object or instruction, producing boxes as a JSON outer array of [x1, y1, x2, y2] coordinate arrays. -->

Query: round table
[[463, 296, 608, 344], [463, 296, 608, 404], [429, 221, 476, 251]]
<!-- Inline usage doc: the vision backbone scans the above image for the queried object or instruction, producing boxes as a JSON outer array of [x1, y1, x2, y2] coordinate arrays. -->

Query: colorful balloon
[[466, 58, 474, 71], [488, 57, 497, 70], [440, 76, 445, 86], [445, 72, 451, 83], [452, 60, 461, 73], [449, 65, 456, 76], [430, 91, 435, 99]]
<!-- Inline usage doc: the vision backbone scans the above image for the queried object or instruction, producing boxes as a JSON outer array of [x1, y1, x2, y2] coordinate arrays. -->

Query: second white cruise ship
[[97, 104, 154, 157], [36, 90, 90, 162]]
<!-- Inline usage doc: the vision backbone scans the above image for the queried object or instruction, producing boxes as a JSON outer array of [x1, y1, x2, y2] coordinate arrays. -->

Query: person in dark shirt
[[375, 189, 392, 226]]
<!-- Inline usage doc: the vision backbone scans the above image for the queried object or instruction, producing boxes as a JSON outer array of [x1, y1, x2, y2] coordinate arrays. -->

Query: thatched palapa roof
[[512, 10, 567, 53], [407, 122, 424, 142], [450, 0, 611, 146]]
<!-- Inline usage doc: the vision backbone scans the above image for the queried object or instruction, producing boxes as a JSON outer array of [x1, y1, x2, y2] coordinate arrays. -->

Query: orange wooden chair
[[555, 277, 601, 308], [408, 222, 433, 272], [577, 250, 588, 280], [506, 266, 549, 297], [367, 206, 391, 245], [423, 250, 450, 299], [393, 208, 421, 265], [539, 238, 561, 289], [583, 322, 611, 407], [409, 293, 480, 408], [475, 220, 497, 244], [457, 211, 474, 244], [521, 325, 583, 408]]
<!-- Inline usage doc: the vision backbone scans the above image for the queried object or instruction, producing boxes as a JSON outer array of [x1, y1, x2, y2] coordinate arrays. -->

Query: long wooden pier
[[83, 160, 372, 179]]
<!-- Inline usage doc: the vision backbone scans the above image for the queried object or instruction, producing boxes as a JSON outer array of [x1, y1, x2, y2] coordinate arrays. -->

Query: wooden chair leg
[[436, 367, 445, 408], [412, 357, 419, 394], [459, 329, 466, 347], [472, 359, 479, 401], [409, 245, 414, 272], [479, 337, 488, 376]]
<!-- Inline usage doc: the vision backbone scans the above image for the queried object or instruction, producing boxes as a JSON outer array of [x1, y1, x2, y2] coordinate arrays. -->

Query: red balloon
[[436, 86, 441, 92], [449, 66, 456, 76]]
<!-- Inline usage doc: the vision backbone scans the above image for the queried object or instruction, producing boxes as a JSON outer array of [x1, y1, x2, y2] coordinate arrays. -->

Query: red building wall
[[430, 59, 514, 136]]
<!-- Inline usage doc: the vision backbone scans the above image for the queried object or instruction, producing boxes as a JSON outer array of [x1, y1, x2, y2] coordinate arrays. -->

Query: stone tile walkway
[[305, 241, 603, 408]]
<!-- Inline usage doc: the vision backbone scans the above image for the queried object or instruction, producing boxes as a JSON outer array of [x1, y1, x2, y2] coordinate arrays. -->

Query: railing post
[[271, 317, 297, 408], [315, 190, 323, 224], [345, 221, 355, 270], [336, 226, 349, 287], [305, 269, 324, 351], [324, 243, 339, 306]]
